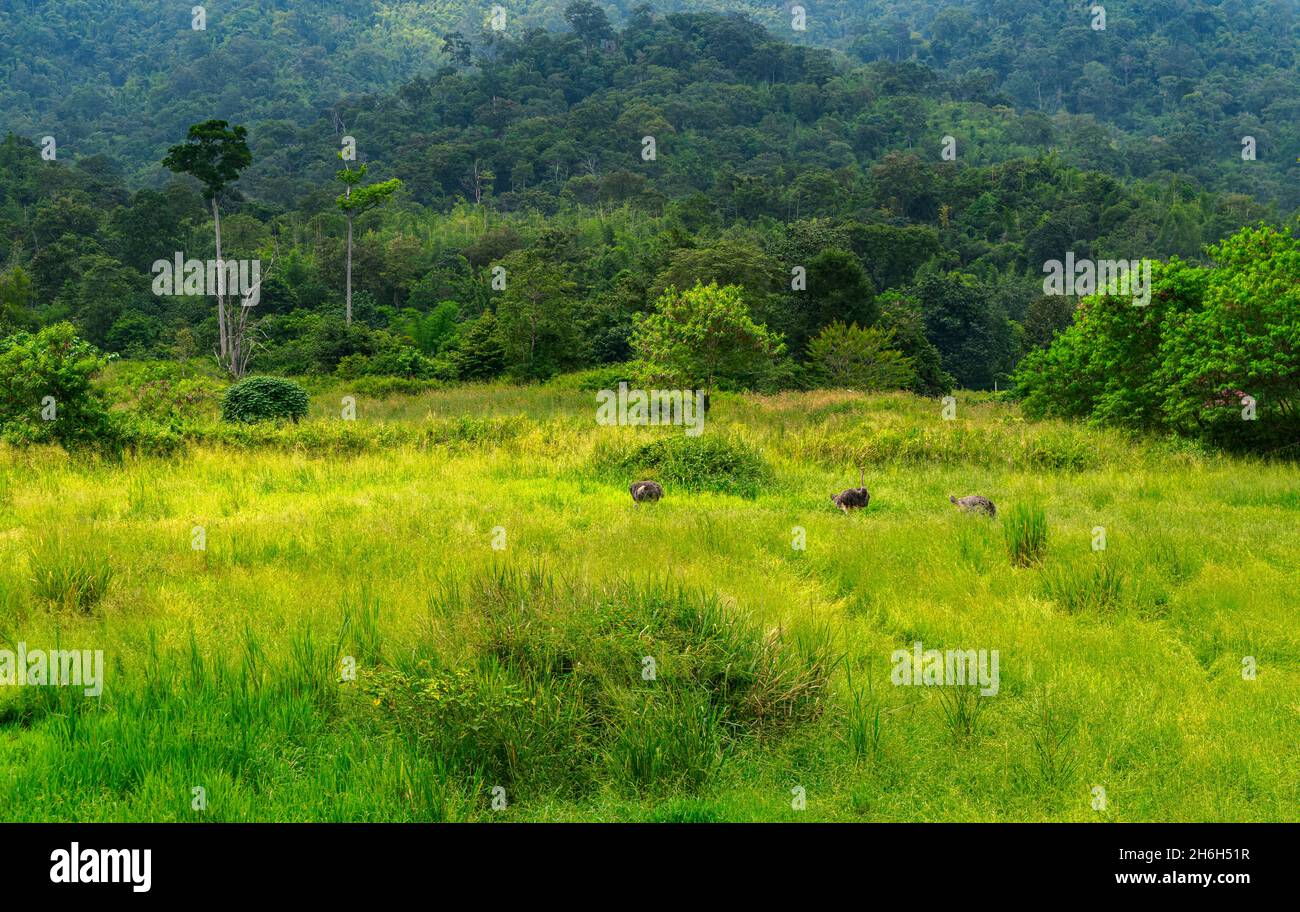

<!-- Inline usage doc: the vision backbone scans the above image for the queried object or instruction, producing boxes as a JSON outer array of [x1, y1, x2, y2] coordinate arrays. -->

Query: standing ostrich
[[630, 480, 664, 505], [950, 494, 996, 517], [832, 467, 870, 513]]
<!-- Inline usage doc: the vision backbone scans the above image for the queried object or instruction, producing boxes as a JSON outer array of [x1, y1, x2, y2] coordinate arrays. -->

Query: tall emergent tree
[[337, 161, 402, 325], [162, 120, 252, 375]]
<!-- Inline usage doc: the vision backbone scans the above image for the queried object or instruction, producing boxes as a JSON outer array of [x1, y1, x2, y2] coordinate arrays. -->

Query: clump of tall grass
[[589, 432, 772, 497], [340, 587, 384, 666], [934, 683, 990, 741], [1022, 684, 1081, 790], [955, 518, 996, 570], [360, 567, 831, 798], [843, 661, 883, 759], [604, 690, 724, 794], [794, 422, 1116, 470], [1004, 502, 1048, 567], [1145, 538, 1202, 585], [28, 537, 114, 612], [1040, 559, 1126, 613]]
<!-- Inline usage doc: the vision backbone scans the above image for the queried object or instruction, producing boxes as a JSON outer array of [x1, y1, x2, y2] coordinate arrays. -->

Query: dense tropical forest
[[0, 0, 1296, 451]]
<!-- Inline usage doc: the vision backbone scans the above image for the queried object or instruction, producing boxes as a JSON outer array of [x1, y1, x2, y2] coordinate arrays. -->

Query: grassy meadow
[[0, 386, 1295, 821]]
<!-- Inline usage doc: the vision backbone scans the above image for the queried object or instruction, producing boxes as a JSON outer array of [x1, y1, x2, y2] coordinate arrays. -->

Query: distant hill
[[1, 1, 1295, 206]]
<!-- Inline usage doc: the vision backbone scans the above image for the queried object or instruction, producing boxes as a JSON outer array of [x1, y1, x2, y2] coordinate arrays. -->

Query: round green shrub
[[220, 376, 310, 423]]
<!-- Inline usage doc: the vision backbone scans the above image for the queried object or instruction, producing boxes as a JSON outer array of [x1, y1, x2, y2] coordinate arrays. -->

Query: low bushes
[[795, 423, 1112, 471], [221, 376, 310, 423], [0, 323, 115, 450], [590, 432, 772, 498]]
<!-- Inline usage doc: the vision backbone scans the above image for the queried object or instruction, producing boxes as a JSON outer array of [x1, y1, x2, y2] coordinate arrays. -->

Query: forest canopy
[[0, 1, 1295, 452]]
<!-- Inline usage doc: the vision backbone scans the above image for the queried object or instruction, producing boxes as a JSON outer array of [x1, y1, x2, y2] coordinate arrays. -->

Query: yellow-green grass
[[0, 388, 1295, 821]]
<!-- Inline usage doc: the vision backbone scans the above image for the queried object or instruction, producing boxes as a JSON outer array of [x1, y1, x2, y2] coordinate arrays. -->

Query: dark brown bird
[[950, 494, 996, 517], [630, 480, 663, 504], [832, 467, 870, 513]]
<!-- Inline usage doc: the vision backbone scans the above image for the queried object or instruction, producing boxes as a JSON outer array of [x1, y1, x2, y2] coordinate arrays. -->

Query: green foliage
[[0, 322, 114, 449], [546, 363, 637, 391], [912, 271, 1014, 390], [1155, 226, 1300, 450], [805, 322, 915, 391], [1017, 225, 1300, 452], [592, 432, 773, 498], [494, 249, 584, 380], [102, 361, 225, 423], [28, 536, 114, 614], [362, 569, 830, 798], [876, 294, 953, 396], [0, 6, 1293, 422], [336, 164, 402, 217], [1040, 559, 1126, 614], [632, 283, 784, 397], [220, 376, 309, 424], [161, 120, 251, 200], [452, 312, 506, 381]]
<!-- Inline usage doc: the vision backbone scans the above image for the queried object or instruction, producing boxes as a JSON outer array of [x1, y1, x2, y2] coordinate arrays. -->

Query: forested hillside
[[0, 1, 1296, 448], [2, 1, 1296, 204]]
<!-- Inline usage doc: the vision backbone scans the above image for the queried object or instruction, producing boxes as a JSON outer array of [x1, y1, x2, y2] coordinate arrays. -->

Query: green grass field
[[1, 387, 1295, 821]]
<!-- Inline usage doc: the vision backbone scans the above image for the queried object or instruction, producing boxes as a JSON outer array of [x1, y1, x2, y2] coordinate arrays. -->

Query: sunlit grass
[[0, 388, 1294, 821]]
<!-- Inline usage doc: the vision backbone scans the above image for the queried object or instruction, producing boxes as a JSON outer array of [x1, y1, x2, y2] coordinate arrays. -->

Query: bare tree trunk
[[212, 196, 228, 364], [345, 213, 353, 325]]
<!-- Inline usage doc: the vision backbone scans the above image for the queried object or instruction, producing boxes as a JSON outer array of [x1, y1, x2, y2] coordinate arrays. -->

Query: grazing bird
[[950, 494, 996, 517], [629, 480, 664, 504], [832, 467, 870, 513]]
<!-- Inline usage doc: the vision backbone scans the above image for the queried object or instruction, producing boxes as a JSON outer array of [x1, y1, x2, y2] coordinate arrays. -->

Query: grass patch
[[1004, 502, 1048, 567], [589, 432, 772, 497], [28, 537, 114, 613]]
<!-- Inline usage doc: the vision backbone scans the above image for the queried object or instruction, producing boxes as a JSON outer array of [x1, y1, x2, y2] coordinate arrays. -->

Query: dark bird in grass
[[950, 494, 996, 517], [832, 468, 870, 513], [630, 480, 664, 504]]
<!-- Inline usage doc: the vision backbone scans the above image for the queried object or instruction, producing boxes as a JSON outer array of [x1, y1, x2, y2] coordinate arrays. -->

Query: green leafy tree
[[631, 282, 785, 403], [336, 162, 403, 325], [1015, 258, 1202, 428], [876, 293, 954, 396], [788, 248, 878, 356], [805, 322, 915, 391], [453, 311, 506, 381], [1156, 226, 1300, 448], [565, 1, 614, 47], [162, 120, 253, 375], [0, 322, 113, 448], [0, 266, 34, 333], [494, 249, 584, 380], [913, 271, 1012, 390]]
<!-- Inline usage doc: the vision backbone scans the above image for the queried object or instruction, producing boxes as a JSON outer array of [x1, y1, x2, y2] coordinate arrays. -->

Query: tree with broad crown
[[631, 282, 784, 405], [805, 322, 916, 391]]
